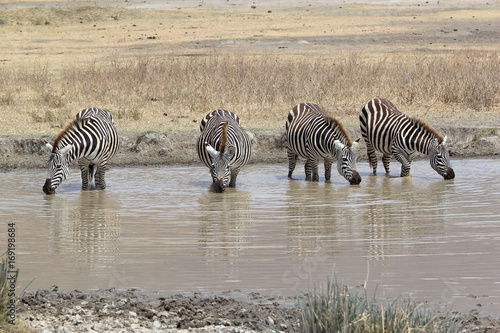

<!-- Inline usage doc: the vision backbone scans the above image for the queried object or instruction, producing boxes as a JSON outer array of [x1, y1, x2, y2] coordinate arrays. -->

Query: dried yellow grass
[[1, 2, 499, 136]]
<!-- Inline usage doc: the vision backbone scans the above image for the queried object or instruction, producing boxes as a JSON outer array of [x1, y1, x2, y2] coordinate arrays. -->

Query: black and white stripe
[[359, 98, 455, 179], [196, 109, 252, 192], [286, 103, 361, 184], [43, 107, 119, 194]]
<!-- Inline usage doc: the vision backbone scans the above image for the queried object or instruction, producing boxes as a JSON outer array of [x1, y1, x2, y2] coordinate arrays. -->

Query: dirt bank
[[19, 287, 299, 332], [17, 286, 500, 333], [1, 122, 499, 171]]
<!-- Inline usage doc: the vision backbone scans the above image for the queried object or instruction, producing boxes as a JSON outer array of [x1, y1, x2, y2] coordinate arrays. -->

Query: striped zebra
[[42, 107, 119, 194], [286, 103, 361, 185], [359, 98, 455, 179], [196, 109, 252, 192]]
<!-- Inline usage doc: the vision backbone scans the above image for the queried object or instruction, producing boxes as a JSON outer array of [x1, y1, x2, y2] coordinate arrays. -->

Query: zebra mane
[[219, 121, 229, 152], [324, 116, 352, 146], [410, 117, 444, 143], [51, 117, 89, 153]]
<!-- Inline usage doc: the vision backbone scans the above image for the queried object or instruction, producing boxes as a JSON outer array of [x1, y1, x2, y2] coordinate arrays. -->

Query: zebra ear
[[205, 142, 219, 158], [59, 144, 73, 155], [333, 139, 345, 150], [442, 136, 448, 145], [45, 142, 53, 152], [226, 145, 236, 159], [351, 138, 360, 149]]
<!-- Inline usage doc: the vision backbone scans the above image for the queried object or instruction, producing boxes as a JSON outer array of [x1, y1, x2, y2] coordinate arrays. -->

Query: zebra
[[286, 102, 362, 185], [42, 107, 119, 194], [359, 98, 455, 179], [196, 109, 252, 192]]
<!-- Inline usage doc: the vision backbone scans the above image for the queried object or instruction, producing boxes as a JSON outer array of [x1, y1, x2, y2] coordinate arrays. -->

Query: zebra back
[[199, 109, 240, 132], [52, 107, 119, 161], [360, 98, 454, 179], [197, 110, 251, 191], [286, 103, 361, 184], [43, 107, 119, 194], [286, 102, 353, 158], [359, 98, 443, 156]]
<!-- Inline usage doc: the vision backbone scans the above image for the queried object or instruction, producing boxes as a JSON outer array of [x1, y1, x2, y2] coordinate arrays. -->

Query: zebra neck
[[56, 138, 80, 163]]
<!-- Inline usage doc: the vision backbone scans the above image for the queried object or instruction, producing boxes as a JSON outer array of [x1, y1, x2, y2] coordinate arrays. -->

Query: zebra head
[[334, 139, 362, 185], [429, 137, 455, 180], [43, 143, 72, 194], [205, 142, 236, 193]]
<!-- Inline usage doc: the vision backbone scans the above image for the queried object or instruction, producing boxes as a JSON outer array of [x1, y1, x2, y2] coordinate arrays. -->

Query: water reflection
[[43, 191, 121, 272], [362, 176, 450, 261], [198, 189, 252, 257], [1, 160, 499, 315]]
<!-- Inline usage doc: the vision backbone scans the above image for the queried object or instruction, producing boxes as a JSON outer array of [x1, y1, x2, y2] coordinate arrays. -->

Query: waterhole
[[1, 158, 499, 316]]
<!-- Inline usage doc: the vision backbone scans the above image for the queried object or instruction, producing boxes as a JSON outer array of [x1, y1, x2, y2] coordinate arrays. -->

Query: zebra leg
[[305, 159, 319, 181], [392, 149, 411, 177], [287, 149, 298, 178], [79, 160, 91, 190], [95, 164, 108, 190], [229, 169, 240, 187], [382, 155, 391, 175], [304, 159, 312, 180], [324, 159, 333, 182], [365, 142, 378, 175]]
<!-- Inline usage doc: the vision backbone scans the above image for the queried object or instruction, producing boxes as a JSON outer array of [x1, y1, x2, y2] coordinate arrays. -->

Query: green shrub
[[296, 278, 466, 333]]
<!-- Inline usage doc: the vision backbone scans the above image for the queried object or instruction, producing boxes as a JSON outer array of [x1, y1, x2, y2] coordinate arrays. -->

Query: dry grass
[[296, 277, 467, 333], [1, 51, 499, 136], [1, 2, 500, 136]]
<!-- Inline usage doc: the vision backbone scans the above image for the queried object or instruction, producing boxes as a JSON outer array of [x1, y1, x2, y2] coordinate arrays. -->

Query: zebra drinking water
[[286, 103, 361, 185], [42, 107, 119, 194], [359, 98, 455, 179], [196, 109, 252, 192]]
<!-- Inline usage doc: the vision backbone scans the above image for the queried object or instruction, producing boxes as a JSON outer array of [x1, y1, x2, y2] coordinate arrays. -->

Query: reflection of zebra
[[286, 103, 361, 184], [44, 191, 121, 272], [43, 107, 119, 194], [359, 98, 455, 179], [196, 109, 252, 192]]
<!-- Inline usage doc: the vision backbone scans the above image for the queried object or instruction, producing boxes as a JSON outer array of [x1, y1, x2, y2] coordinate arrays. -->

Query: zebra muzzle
[[349, 171, 362, 185], [443, 167, 455, 180], [43, 179, 56, 195], [212, 178, 226, 193]]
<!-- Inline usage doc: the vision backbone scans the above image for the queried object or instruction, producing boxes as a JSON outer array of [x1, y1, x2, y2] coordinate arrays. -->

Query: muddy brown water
[[1, 159, 500, 317]]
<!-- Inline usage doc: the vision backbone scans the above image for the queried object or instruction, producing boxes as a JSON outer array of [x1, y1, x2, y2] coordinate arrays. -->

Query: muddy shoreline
[[2, 123, 500, 171], [19, 287, 300, 332], [16, 285, 500, 333]]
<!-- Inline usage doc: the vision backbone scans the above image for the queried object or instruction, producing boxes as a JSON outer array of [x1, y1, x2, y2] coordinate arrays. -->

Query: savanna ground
[[1, 0, 500, 137], [2, 0, 500, 332]]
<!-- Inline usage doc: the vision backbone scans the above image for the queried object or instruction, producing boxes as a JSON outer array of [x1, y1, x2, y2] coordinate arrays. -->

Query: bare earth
[[2, 0, 500, 332]]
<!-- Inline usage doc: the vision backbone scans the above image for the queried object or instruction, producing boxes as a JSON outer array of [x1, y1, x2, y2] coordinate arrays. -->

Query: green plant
[[296, 277, 466, 333]]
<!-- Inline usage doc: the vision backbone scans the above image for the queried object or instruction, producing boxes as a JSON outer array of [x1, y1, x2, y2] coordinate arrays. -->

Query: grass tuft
[[296, 277, 466, 333]]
